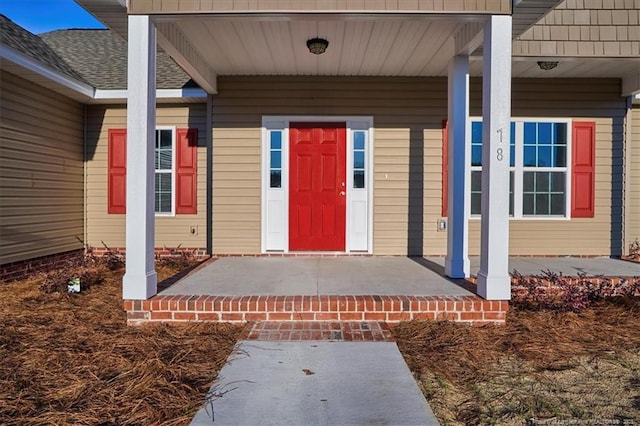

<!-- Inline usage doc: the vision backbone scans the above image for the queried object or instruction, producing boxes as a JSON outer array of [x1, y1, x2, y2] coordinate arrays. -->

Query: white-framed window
[[154, 127, 175, 215], [469, 118, 571, 219], [352, 130, 367, 189], [269, 130, 283, 188]]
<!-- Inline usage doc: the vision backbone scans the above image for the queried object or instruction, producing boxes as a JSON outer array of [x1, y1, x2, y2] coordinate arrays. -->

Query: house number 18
[[496, 128, 504, 162]]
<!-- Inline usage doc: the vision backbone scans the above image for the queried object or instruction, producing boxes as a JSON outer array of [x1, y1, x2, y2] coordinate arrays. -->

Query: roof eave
[[0, 44, 95, 102]]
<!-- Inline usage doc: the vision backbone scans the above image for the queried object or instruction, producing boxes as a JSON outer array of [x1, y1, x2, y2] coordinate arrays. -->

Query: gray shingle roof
[[0, 15, 87, 83], [40, 29, 196, 90], [1, 14, 197, 91]]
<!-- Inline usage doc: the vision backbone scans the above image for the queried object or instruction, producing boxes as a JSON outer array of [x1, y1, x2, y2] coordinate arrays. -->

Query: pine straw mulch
[[394, 298, 640, 425], [0, 265, 243, 426]]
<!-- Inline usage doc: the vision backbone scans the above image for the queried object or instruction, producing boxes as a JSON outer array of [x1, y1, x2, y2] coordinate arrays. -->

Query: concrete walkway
[[191, 338, 439, 425]]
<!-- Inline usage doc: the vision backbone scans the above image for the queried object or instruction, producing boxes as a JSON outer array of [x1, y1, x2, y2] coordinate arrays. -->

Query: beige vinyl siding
[[212, 76, 625, 256], [85, 105, 207, 250], [628, 105, 640, 252], [129, 0, 511, 14], [468, 78, 626, 256], [211, 76, 449, 255], [0, 71, 84, 264]]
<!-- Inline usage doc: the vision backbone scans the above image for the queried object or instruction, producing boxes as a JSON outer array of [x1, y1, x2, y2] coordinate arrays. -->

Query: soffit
[[169, 16, 471, 77]]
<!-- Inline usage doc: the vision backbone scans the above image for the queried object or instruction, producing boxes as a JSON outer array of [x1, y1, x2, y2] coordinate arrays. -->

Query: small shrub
[[629, 239, 640, 260], [99, 242, 125, 270], [155, 245, 198, 270], [512, 271, 640, 312]]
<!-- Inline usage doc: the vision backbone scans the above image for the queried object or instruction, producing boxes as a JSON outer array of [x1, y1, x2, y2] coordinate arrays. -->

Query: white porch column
[[122, 15, 157, 300], [477, 15, 512, 300], [444, 55, 470, 279]]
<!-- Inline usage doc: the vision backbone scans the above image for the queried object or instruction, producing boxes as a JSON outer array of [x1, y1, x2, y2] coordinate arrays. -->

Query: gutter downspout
[[622, 96, 633, 256], [206, 94, 213, 255]]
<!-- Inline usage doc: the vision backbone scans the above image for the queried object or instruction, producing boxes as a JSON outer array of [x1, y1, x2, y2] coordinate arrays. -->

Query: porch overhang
[[77, 0, 567, 82]]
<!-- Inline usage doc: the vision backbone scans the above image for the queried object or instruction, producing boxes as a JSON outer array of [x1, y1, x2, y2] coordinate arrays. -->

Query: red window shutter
[[442, 119, 448, 217], [571, 121, 596, 218], [108, 129, 127, 214], [176, 128, 198, 214]]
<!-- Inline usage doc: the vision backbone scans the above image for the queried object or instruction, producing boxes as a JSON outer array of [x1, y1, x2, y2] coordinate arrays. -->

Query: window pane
[[158, 149, 172, 169], [156, 172, 172, 191], [509, 171, 514, 216], [354, 132, 365, 150], [510, 145, 515, 167], [270, 170, 281, 188], [550, 194, 565, 215], [524, 122, 537, 144], [471, 122, 483, 144], [538, 146, 551, 167], [158, 130, 172, 148], [551, 172, 565, 192], [155, 173, 172, 213], [270, 151, 281, 169], [471, 146, 483, 167], [471, 171, 482, 192], [553, 145, 566, 167], [535, 172, 549, 192], [354, 170, 365, 189], [554, 123, 567, 144], [523, 146, 537, 167], [536, 193, 550, 215], [353, 151, 365, 169], [270, 132, 282, 150], [538, 122, 552, 144], [523, 171, 534, 192], [471, 170, 482, 215], [471, 193, 482, 215], [523, 193, 534, 215]]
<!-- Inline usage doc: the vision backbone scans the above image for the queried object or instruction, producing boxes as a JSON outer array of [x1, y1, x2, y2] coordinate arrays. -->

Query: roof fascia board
[[0, 44, 95, 100], [91, 88, 207, 103]]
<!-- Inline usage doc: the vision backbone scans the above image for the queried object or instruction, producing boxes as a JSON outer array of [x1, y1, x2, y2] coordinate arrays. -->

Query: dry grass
[[0, 265, 242, 425], [394, 299, 640, 425]]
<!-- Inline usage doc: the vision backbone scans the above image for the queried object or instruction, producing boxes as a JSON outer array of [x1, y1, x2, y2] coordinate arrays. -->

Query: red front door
[[289, 122, 346, 251]]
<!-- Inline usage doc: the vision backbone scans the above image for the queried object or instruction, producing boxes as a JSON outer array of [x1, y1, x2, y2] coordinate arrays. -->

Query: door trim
[[261, 116, 374, 254]]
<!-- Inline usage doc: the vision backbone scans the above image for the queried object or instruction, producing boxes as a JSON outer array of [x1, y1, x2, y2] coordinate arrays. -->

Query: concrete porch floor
[[159, 256, 638, 297], [160, 257, 474, 297]]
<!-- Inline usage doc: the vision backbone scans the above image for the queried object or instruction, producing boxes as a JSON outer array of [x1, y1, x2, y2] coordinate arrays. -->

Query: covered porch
[[79, 0, 546, 305], [76, 0, 640, 311]]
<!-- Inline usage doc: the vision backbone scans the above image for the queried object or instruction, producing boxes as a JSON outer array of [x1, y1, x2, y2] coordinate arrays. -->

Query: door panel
[[289, 122, 346, 251]]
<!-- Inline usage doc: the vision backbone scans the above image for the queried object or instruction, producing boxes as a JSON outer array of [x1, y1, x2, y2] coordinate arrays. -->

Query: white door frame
[[261, 116, 374, 253]]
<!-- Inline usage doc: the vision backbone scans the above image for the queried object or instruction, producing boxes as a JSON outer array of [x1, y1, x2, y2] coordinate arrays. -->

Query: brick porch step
[[124, 294, 508, 326], [239, 321, 395, 341]]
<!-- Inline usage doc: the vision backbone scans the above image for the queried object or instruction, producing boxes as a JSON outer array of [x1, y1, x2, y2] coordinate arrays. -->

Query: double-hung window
[[470, 119, 571, 219], [154, 128, 175, 214]]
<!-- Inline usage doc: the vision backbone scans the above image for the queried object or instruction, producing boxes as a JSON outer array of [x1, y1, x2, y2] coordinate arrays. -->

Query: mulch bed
[[0, 264, 242, 425], [394, 298, 640, 424]]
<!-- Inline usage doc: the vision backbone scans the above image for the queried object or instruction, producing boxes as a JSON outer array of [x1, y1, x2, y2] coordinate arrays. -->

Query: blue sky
[[0, 0, 105, 34]]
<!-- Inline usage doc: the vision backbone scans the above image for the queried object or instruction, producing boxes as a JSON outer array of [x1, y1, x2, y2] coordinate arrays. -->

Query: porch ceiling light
[[307, 37, 329, 55], [537, 61, 559, 71]]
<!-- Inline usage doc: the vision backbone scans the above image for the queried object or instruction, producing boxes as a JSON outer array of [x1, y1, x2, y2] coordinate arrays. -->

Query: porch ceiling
[[168, 16, 471, 77]]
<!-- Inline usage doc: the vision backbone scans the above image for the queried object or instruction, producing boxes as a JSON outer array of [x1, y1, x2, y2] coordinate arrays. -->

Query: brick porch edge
[[124, 295, 509, 326]]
